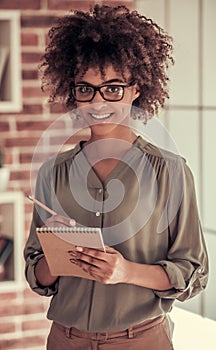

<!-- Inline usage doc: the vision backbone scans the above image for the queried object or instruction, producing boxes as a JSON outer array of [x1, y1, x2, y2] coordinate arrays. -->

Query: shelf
[[0, 11, 22, 112], [0, 191, 24, 291]]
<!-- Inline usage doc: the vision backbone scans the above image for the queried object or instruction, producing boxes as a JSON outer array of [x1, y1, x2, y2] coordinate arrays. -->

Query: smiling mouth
[[89, 112, 114, 120]]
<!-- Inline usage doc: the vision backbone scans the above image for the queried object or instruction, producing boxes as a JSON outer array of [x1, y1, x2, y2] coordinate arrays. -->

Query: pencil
[[26, 195, 57, 216]]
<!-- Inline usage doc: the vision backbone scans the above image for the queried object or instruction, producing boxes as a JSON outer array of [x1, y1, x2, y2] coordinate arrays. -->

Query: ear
[[132, 83, 141, 101]]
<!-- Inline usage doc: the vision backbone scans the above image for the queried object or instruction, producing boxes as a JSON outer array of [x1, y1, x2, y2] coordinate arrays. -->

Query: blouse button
[[95, 211, 101, 217], [98, 188, 103, 194]]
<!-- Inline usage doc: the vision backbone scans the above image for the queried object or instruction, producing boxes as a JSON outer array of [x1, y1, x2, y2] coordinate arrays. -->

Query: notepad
[[36, 226, 105, 279]]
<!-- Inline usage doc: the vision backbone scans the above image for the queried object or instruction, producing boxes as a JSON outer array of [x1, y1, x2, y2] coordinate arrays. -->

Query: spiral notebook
[[36, 226, 105, 279]]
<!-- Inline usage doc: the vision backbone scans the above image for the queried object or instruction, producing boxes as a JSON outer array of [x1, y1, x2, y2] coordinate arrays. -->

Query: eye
[[105, 86, 122, 94], [77, 86, 93, 94]]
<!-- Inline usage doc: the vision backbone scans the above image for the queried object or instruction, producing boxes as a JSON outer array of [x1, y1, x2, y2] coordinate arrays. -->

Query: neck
[[83, 130, 137, 164], [86, 126, 137, 145]]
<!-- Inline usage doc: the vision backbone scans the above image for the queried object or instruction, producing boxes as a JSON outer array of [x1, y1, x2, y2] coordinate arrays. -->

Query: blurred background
[[0, 0, 215, 349]]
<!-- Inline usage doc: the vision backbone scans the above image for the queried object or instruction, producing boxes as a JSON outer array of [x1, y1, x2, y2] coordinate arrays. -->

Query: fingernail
[[76, 246, 83, 252], [70, 258, 77, 264], [70, 219, 76, 226], [67, 251, 76, 257]]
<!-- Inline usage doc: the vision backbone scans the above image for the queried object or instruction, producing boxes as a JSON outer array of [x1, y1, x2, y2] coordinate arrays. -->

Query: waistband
[[54, 315, 165, 341]]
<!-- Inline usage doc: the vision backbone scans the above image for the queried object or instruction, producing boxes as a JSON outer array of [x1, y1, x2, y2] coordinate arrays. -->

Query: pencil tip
[[26, 194, 33, 201]]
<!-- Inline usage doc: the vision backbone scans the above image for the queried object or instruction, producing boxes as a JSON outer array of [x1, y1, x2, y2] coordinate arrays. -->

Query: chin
[[90, 123, 118, 136]]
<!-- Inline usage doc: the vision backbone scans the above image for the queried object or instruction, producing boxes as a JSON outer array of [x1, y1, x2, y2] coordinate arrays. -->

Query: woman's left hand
[[68, 246, 130, 284]]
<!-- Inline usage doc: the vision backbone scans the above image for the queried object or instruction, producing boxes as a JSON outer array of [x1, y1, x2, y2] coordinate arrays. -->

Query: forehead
[[76, 65, 129, 84]]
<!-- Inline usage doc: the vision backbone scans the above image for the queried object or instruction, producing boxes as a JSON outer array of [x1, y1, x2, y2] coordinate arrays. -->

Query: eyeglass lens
[[72, 85, 125, 102]]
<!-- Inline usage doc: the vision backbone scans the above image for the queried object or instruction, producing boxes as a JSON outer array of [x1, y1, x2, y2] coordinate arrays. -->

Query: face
[[74, 65, 140, 139]]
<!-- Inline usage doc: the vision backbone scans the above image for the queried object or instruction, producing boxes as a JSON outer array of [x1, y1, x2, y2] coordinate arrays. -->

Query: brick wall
[[0, 1, 135, 349]]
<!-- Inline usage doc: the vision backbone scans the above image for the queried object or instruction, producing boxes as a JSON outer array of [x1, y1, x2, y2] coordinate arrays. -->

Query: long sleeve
[[154, 161, 208, 301], [23, 138, 209, 331], [24, 161, 59, 297]]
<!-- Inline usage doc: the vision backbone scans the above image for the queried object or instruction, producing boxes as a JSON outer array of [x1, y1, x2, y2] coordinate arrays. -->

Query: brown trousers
[[46, 315, 174, 350]]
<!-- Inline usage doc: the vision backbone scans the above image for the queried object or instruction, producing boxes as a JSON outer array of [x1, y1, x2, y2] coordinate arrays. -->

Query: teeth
[[90, 113, 112, 120]]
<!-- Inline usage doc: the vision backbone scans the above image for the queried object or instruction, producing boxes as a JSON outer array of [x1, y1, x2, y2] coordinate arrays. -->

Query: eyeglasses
[[71, 81, 135, 102]]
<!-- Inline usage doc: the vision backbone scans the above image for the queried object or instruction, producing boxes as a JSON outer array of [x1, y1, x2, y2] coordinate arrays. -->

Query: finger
[[69, 258, 94, 276], [76, 252, 99, 267], [75, 246, 117, 261], [75, 246, 116, 255], [78, 246, 117, 254], [68, 251, 105, 273], [75, 248, 108, 264], [72, 257, 99, 272], [103, 246, 117, 254], [70, 257, 112, 283], [45, 215, 76, 227]]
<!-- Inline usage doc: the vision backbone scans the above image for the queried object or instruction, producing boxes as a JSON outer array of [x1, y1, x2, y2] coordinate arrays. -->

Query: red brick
[[16, 120, 52, 131], [0, 145, 13, 164], [10, 170, 30, 181], [48, 0, 95, 10], [0, 335, 46, 349], [21, 33, 39, 46], [7, 104, 42, 114], [0, 121, 10, 132], [0, 302, 48, 316], [22, 318, 50, 331], [102, 1, 134, 9], [50, 103, 68, 114], [47, 0, 134, 11], [22, 52, 42, 64], [19, 152, 34, 164], [22, 104, 43, 114], [21, 15, 58, 28], [0, 292, 17, 301], [22, 86, 44, 99], [0, 0, 41, 10], [3, 152, 13, 166], [49, 134, 82, 146], [22, 70, 39, 80], [23, 287, 50, 302], [20, 151, 53, 164], [16, 118, 67, 131], [0, 322, 16, 334], [0, 104, 42, 115], [5, 137, 39, 147]]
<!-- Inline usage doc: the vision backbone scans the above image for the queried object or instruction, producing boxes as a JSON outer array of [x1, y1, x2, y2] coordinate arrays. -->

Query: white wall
[[135, 0, 216, 321]]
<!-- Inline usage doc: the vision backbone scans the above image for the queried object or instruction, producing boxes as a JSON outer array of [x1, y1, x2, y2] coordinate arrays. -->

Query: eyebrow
[[76, 79, 126, 85]]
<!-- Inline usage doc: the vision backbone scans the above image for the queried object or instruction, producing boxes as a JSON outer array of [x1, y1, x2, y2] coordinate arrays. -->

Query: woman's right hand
[[45, 215, 76, 228], [35, 215, 76, 286]]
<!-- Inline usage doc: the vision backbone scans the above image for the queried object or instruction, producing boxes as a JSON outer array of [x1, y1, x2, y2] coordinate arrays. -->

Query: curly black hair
[[40, 4, 174, 117]]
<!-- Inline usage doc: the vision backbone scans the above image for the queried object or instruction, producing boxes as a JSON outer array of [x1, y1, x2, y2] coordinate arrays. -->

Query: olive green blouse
[[24, 136, 208, 332]]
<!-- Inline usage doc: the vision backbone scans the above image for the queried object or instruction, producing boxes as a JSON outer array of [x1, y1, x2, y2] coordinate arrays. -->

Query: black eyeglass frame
[[71, 80, 136, 102]]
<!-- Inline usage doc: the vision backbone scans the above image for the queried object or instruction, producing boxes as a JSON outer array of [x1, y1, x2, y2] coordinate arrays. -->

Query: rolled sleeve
[[25, 251, 58, 297], [24, 217, 59, 297], [24, 162, 59, 297], [153, 260, 208, 300], [154, 160, 208, 301]]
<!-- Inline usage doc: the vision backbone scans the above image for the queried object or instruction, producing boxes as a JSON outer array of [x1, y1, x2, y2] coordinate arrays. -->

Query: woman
[[24, 5, 208, 350]]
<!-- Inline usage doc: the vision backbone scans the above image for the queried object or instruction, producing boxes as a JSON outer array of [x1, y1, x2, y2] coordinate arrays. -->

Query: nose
[[91, 102, 107, 113], [90, 91, 108, 112], [91, 89, 105, 104]]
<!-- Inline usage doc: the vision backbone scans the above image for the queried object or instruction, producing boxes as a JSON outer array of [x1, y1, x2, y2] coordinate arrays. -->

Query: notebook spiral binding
[[36, 227, 100, 233]]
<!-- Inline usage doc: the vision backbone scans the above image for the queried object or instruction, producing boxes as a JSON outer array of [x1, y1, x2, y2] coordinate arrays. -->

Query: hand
[[68, 246, 130, 284], [45, 215, 76, 227]]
